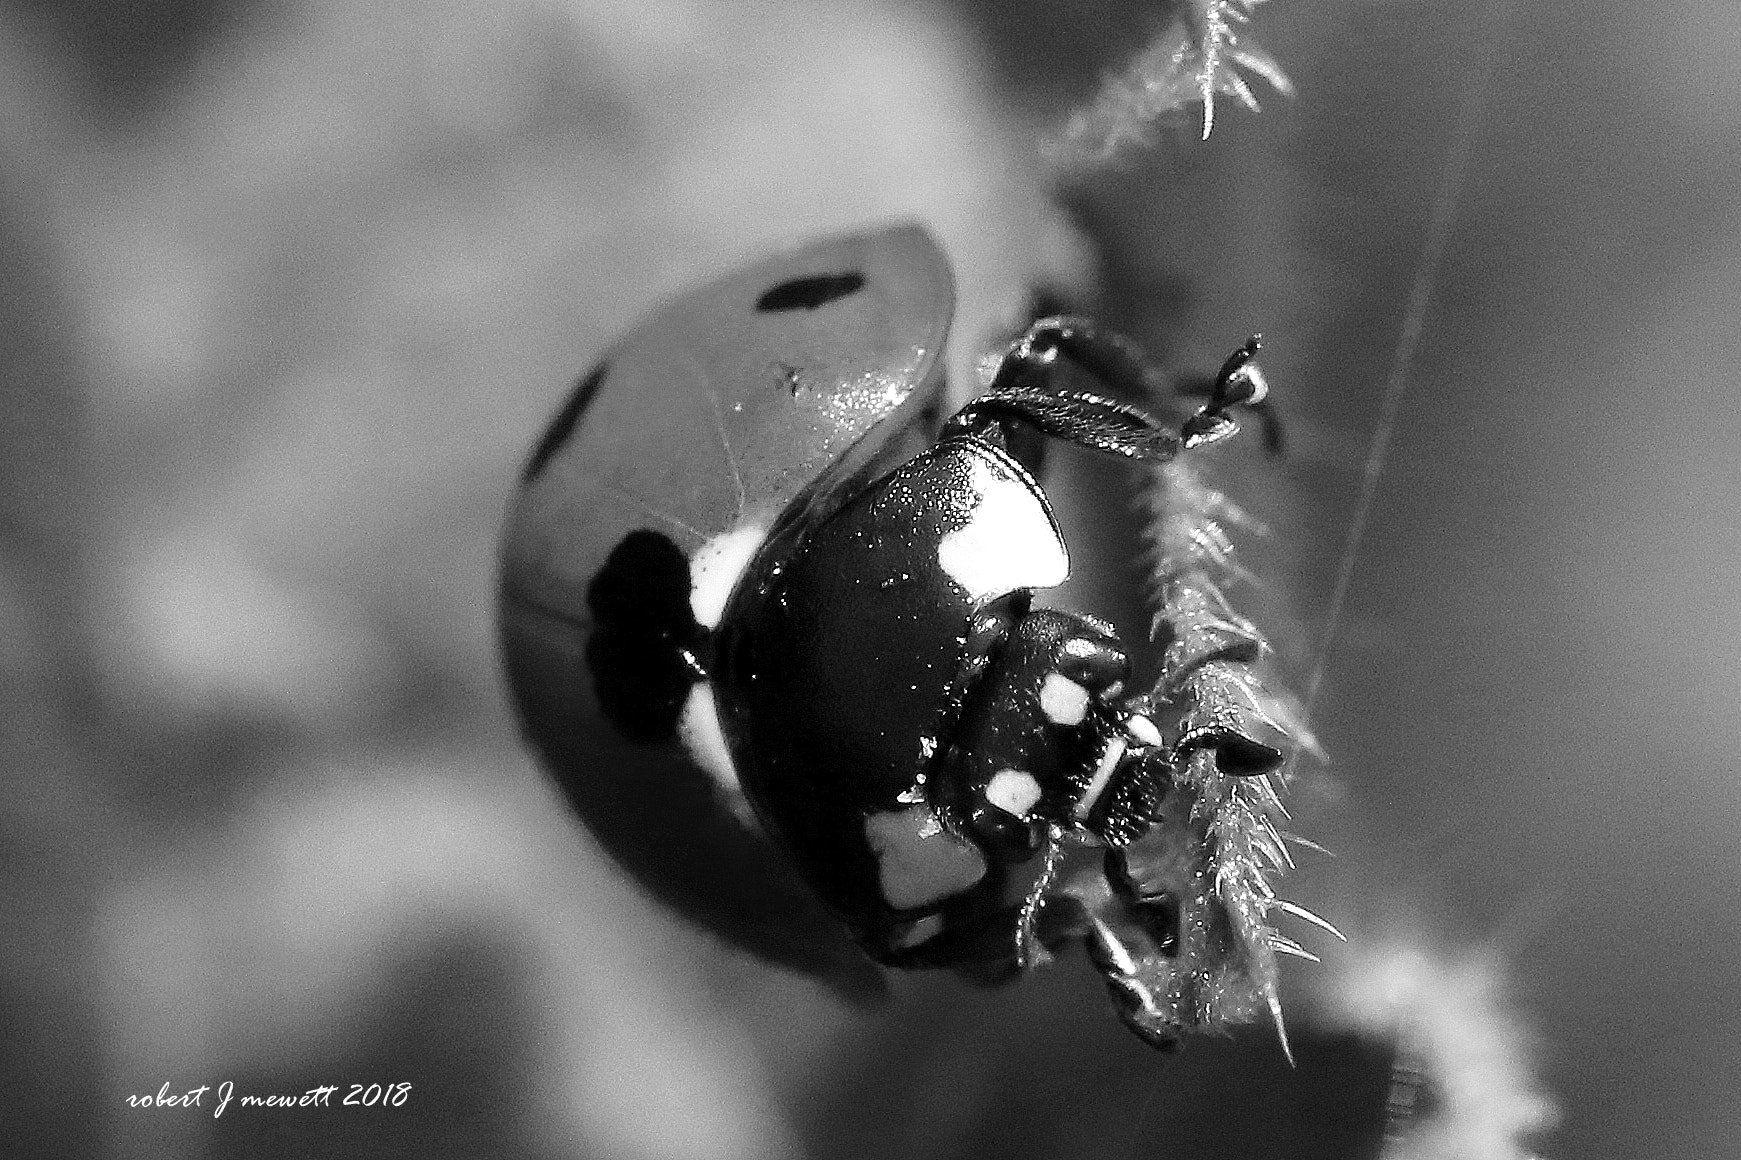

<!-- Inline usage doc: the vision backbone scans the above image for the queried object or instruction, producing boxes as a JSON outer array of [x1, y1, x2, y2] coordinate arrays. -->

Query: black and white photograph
[[3, 1, 1736, 1157]]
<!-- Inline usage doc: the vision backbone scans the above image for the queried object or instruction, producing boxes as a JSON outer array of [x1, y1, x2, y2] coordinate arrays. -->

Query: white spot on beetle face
[[689, 522, 768, 629], [985, 768, 1043, 818], [935, 452, 1066, 601], [1040, 673, 1090, 725]]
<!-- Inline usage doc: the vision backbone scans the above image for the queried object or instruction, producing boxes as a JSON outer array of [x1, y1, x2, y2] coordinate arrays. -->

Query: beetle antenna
[[1014, 823, 1066, 970]]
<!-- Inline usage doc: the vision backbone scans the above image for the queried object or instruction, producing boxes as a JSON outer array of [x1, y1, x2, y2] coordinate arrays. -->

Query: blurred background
[[1, 0, 1736, 1157]]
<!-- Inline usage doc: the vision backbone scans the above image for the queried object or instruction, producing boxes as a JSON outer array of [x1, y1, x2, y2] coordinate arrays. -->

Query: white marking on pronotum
[[1039, 673, 1090, 725], [677, 685, 756, 825], [864, 806, 988, 911], [935, 451, 1067, 601], [1073, 734, 1129, 821], [673, 520, 774, 824], [985, 768, 1043, 818], [688, 522, 768, 629]]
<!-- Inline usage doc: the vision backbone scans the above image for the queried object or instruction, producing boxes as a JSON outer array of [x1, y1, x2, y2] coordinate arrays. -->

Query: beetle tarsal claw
[[1229, 359, 1270, 407], [1179, 410, 1240, 449], [1178, 335, 1271, 450]]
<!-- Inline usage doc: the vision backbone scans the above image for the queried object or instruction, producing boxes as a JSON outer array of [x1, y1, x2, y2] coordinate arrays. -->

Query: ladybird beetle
[[499, 223, 1311, 1049]]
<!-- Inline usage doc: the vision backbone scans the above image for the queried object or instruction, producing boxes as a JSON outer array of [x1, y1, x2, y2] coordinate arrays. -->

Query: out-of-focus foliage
[[1058, 0, 1293, 158]]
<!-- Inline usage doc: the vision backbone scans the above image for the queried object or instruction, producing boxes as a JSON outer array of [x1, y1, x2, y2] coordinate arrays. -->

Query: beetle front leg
[[942, 318, 1270, 465]]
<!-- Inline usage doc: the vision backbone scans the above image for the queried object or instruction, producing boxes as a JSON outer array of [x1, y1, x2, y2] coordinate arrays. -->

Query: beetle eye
[[1055, 633, 1131, 694], [756, 272, 866, 311]]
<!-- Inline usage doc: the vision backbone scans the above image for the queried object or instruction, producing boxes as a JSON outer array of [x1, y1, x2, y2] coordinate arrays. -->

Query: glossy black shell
[[714, 435, 1067, 949]]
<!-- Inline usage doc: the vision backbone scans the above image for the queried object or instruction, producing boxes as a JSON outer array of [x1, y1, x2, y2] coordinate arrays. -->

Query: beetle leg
[[1013, 823, 1065, 970], [1083, 912, 1184, 1052], [1088, 444, 1323, 1052], [942, 318, 1271, 465], [1176, 354, 1285, 455], [1178, 335, 1270, 449], [1144, 502, 1301, 777], [1146, 570, 1292, 778]]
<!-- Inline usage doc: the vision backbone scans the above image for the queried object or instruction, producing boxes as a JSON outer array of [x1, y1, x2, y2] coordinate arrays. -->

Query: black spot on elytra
[[523, 359, 609, 483], [586, 529, 708, 743], [756, 272, 865, 312]]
